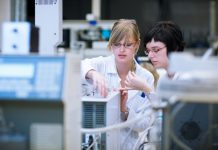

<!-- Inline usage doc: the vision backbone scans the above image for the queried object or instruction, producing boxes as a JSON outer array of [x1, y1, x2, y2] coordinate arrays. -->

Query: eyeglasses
[[111, 42, 136, 50], [144, 46, 166, 55]]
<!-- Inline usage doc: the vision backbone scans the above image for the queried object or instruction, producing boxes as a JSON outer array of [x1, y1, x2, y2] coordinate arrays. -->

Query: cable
[[202, 41, 218, 60], [120, 123, 135, 149], [138, 141, 149, 150], [81, 93, 158, 150], [202, 40, 218, 60], [133, 126, 153, 150], [120, 96, 157, 150], [132, 94, 163, 150], [202, 48, 213, 60], [170, 99, 192, 150], [86, 134, 101, 150], [81, 104, 153, 134], [133, 106, 156, 149]]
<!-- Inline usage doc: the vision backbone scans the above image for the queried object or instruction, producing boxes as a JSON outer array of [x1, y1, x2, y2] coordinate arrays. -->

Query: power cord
[[86, 134, 101, 150], [138, 141, 148, 150]]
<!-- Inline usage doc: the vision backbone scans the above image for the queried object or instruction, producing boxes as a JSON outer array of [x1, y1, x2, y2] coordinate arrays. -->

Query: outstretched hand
[[120, 86, 128, 113], [86, 70, 108, 97], [125, 71, 151, 93]]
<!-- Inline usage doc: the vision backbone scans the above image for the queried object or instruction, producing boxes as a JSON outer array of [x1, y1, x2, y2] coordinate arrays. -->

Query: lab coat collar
[[106, 55, 118, 74], [107, 55, 139, 74], [106, 55, 144, 85]]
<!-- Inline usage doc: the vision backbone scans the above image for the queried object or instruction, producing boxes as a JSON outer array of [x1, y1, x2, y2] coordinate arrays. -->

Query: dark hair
[[143, 21, 185, 54]]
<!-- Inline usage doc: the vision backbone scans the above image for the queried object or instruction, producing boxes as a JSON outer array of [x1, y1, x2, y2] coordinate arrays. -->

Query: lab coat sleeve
[[126, 95, 155, 132], [124, 67, 156, 132], [81, 56, 105, 83]]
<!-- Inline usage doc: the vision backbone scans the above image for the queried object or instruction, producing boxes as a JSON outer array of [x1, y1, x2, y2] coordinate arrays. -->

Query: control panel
[[0, 55, 65, 100]]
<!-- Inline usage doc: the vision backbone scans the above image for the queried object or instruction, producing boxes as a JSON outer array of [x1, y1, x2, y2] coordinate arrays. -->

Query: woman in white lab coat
[[125, 21, 185, 89], [81, 19, 155, 149], [124, 21, 185, 149]]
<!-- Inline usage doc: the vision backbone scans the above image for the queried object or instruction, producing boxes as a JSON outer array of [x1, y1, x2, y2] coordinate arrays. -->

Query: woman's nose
[[148, 51, 155, 58], [119, 45, 125, 52]]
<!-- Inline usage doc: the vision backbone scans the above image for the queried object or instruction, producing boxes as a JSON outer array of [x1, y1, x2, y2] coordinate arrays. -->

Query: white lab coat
[[81, 55, 155, 149], [146, 69, 180, 145]]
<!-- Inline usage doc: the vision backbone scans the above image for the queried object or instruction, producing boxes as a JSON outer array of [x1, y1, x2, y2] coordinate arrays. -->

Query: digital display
[[0, 64, 34, 78], [0, 55, 65, 100]]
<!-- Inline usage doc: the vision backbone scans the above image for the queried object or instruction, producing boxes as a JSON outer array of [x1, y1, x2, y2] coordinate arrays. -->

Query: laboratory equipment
[[0, 54, 81, 150], [82, 92, 120, 150], [1, 22, 39, 54], [63, 20, 114, 58], [35, 0, 63, 55], [157, 52, 218, 150], [78, 14, 102, 49]]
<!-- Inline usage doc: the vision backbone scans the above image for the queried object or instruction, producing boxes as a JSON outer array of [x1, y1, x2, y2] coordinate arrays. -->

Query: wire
[[133, 126, 153, 150], [120, 95, 156, 150], [120, 123, 135, 149], [138, 141, 149, 150], [132, 94, 162, 150], [81, 93, 158, 150], [170, 99, 192, 150], [202, 40, 218, 60], [133, 104, 156, 149], [202, 48, 213, 60], [81, 104, 153, 134], [86, 134, 101, 150]]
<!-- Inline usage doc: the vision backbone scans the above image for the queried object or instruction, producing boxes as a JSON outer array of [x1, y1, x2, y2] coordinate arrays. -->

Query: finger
[[119, 87, 132, 91], [92, 79, 98, 90], [99, 80, 108, 97], [124, 80, 130, 87], [102, 88, 108, 97], [130, 71, 136, 77], [119, 87, 126, 91], [127, 72, 134, 80], [101, 84, 108, 98], [125, 73, 130, 82], [120, 90, 128, 97]]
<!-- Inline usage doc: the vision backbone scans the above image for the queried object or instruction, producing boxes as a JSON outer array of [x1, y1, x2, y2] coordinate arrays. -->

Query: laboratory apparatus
[[0, 54, 81, 150]]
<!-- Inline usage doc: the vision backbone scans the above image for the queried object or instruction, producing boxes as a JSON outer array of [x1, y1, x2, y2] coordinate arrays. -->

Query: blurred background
[[0, 1, 218, 150], [0, 0, 218, 57], [34, 0, 217, 55]]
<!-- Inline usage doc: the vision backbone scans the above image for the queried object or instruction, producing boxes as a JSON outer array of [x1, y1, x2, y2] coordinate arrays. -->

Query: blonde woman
[[81, 19, 154, 149]]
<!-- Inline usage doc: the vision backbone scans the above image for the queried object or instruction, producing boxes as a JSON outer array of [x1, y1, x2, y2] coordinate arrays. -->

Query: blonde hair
[[108, 19, 140, 72], [108, 19, 140, 53], [141, 62, 159, 89]]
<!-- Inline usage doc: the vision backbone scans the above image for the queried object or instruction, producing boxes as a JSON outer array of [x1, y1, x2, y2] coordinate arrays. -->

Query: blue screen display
[[0, 55, 65, 100]]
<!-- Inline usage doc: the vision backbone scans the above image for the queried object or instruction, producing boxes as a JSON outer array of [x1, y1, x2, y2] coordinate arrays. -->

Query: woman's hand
[[86, 70, 108, 97], [125, 71, 151, 93], [120, 88, 128, 121]]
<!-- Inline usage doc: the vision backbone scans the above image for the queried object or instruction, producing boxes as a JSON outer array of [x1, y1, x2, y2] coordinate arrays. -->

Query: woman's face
[[112, 37, 139, 65], [145, 38, 168, 70]]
